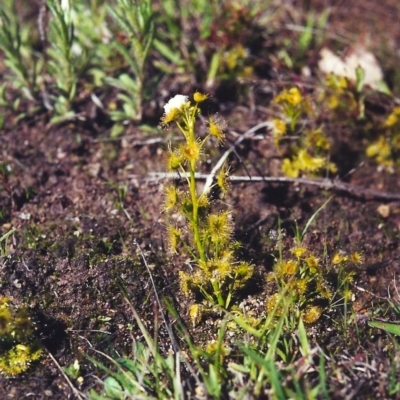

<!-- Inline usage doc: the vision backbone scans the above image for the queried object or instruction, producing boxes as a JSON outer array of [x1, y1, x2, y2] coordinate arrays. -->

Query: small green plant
[[89, 340, 182, 400], [0, 1, 38, 100], [232, 318, 322, 399], [283, 128, 337, 178], [161, 92, 254, 325], [152, 0, 217, 75], [0, 227, 15, 256], [321, 73, 355, 112], [46, 0, 90, 119], [210, 43, 253, 81], [205, 1, 262, 88], [272, 87, 337, 178], [0, 297, 42, 376], [319, 67, 373, 120], [89, 295, 232, 399], [206, 42, 254, 95], [154, 0, 259, 90], [297, 10, 330, 58], [63, 359, 82, 380], [366, 105, 400, 170], [57, 0, 112, 90], [265, 242, 361, 327], [277, 8, 331, 70], [106, 180, 128, 212], [273, 87, 304, 133], [106, 0, 155, 122]]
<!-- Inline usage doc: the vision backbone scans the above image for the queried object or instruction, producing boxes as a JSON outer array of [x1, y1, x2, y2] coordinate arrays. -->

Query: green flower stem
[[176, 121, 188, 140], [197, 276, 224, 307], [183, 105, 206, 263], [188, 105, 225, 306], [189, 162, 205, 262], [212, 280, 225, 307]]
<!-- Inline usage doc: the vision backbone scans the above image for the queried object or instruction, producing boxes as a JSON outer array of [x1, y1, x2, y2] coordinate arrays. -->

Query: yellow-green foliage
[[366, 106, 400, 169], [161, 93, 254, 325], [0, 297, 42, 376], [320, 73, 358, 114], [266, 244, 361, 325], [219, 44, 253, 79], [272, 87, 337, 178], [317, 73, 400, 171], [274, 87, 304, 133]]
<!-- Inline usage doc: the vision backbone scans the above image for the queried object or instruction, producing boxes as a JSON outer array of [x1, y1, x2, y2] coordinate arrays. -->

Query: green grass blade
[[368, 320, 400, 336]]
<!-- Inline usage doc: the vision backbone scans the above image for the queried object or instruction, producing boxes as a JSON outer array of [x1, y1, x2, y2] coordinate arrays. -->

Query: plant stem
[[185, 105, 206, 263], [189, 163, 205, 262], [212, 280, 225, 307]]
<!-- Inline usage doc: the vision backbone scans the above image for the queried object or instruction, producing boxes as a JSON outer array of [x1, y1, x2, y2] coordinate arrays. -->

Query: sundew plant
[[0, 297, 42, 376], [265, 242, 361, 327], [161, 93, 254, 325], [272, 86, 338, 178]]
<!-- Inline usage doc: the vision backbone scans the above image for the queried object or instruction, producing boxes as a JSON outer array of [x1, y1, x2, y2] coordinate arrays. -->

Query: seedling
[[106, 0, 155, 122], [0, 1, 38, 100], [46, 0, 91, 120]]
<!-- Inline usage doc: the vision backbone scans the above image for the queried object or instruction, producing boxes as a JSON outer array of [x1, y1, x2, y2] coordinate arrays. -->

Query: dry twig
[[142, 172, 400, 202]]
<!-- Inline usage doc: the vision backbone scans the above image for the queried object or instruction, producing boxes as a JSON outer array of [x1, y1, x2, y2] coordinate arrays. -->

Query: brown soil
[[1, 1, 400, 399]]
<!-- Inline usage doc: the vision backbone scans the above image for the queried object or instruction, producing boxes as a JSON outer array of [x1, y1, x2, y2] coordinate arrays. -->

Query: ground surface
[[1, 0, 400, 399]]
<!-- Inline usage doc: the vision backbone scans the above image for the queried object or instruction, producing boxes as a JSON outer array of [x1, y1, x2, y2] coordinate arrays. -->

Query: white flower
[[61, 0, 70, 13], [163, 95, 188, 115]]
